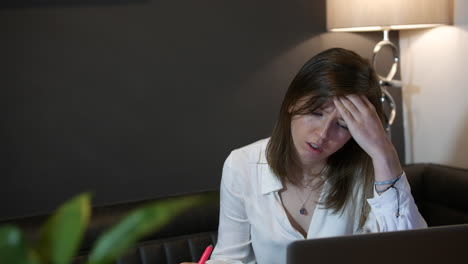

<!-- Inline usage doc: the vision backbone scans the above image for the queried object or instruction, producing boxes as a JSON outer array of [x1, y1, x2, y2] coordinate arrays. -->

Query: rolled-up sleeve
[[206, 153, 255, 264]]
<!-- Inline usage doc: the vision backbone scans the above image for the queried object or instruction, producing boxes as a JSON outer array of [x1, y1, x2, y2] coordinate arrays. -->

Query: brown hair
[[266, 48, 384, 228]]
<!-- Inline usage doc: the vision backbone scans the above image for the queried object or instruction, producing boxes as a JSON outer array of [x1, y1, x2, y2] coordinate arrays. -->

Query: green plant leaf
[[87, 192, 216, 264], [35, 193, 91, 264], [0, 225, 39, 264]]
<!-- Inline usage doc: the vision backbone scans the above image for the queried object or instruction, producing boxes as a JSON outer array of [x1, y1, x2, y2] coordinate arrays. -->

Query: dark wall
[[0, 0, 403, 219]]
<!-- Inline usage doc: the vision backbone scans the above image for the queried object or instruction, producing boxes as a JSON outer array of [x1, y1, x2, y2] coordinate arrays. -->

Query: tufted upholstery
[[74, 232, 218, 264], [72, 192, 220, 264], [2, 163, 467, 264]]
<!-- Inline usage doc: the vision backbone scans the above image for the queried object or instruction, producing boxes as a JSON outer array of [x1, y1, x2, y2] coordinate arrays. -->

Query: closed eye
[[337, 122, 348, 130], [310, 111, 322, 117]]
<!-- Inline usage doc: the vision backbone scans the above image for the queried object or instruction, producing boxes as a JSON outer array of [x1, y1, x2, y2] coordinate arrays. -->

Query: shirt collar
[[258, 139, 284, 195]]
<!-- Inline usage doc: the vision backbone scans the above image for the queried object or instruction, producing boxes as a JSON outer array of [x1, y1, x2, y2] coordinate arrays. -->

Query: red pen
[[198, 245, 213, 264]]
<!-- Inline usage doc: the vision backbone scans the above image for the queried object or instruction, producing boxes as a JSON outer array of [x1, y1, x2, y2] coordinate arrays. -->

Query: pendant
[[299, 208, 307, 215]]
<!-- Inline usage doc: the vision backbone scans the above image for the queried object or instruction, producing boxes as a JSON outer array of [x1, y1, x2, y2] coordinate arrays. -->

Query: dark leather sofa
[[2, 163, 468, 264], [404, 164, 468, 227]]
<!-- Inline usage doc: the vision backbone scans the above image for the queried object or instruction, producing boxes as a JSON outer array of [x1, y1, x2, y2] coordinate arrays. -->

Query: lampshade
[[326, 0, 452, 32]]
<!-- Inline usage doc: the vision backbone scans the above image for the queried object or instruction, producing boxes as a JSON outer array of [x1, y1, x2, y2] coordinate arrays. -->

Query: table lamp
[[326, 0, 452, 129]]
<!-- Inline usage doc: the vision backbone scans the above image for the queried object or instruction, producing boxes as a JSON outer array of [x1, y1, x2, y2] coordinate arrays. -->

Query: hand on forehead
[[315, 99, 346, 120]]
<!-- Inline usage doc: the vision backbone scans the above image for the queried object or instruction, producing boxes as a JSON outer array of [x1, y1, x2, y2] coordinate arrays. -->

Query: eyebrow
[[317, 106, 346, 122]]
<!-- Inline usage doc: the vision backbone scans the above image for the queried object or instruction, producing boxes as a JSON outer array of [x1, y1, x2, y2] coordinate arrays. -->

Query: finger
[[344, 94, 368, 114], [333, 96, 356, 122], [338, 96, 361, 119]]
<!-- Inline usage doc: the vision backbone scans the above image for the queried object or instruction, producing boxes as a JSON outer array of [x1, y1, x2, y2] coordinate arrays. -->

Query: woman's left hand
[[333, 95, 402, 182]]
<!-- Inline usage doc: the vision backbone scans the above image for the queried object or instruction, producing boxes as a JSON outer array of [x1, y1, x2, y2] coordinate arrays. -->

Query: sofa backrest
[[74, 232, 218, 264], [405, 163, 468, 227], [3, 164, 468, 264], [0, 190, 220, 264]]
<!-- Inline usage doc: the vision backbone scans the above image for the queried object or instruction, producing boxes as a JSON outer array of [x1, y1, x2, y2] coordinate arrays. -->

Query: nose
[[317, 116, 334, 140]]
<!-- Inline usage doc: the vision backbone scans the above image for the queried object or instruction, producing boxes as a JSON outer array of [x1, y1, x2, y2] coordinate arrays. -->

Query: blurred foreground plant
[[0, 192, 216, 264]]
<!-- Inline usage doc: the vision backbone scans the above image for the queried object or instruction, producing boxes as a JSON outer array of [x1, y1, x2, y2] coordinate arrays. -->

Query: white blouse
[[206, 138, 427, 264]]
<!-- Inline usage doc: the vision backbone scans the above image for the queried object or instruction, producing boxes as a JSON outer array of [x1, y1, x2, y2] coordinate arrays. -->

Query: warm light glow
[[326, 0, 452, 32], [330, 24, 446, 32]]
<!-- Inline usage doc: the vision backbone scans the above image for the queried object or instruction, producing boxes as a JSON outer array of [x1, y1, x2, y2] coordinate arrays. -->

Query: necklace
[[295, 178, 316, 216]]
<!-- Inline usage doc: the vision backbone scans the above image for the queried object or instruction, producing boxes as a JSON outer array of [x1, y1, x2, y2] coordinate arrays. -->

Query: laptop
[[287, 224, 468, 264]]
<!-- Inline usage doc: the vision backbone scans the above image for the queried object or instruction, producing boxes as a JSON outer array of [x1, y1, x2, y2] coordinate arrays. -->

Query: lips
[[307, 142, 323, 153]]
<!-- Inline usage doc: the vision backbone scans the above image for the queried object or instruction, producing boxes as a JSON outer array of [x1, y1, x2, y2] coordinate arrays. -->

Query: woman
[[182, 48, 426, 264]]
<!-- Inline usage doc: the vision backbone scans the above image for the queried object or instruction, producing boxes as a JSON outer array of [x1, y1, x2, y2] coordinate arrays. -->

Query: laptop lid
[[287, 224, 468, 264]]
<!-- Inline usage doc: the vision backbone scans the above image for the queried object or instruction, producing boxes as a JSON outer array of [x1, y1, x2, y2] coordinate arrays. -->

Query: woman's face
[[290, 98, 352, 173]]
